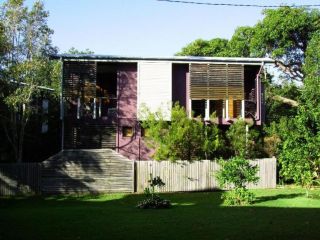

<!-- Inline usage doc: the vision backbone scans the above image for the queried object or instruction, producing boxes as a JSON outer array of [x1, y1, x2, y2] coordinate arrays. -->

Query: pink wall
[[116, 63, 153, 160]]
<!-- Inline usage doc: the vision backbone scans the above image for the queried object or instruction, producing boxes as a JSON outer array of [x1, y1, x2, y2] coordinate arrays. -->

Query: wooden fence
[[136, 158, 277, 192], [0, 157, 276, 195], [0, 163, 41, 196]]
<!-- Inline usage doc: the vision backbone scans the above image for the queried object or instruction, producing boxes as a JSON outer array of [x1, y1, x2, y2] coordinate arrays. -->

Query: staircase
[[41, 149, 134, 194]]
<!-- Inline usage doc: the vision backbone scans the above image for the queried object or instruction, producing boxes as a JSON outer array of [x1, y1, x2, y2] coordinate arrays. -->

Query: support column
[[241, 99, 245, 119], [60, 57, 64, 150], [225, 99, 229, 120], [77, 97, 81, 119], [188, 99, 192, 118], [205, 99, 210, 121], [93, 98, 97, 119]]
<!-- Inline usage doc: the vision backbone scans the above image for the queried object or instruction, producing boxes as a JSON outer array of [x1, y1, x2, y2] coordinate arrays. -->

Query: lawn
[[1, 188, 320, 240]]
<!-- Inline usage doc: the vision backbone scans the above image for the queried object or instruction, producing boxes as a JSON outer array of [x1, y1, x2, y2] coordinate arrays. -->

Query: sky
[[13, 0, 320, 56]]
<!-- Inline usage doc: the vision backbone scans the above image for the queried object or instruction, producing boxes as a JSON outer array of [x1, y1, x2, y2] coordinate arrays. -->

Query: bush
[[216, 156, 259, 205], [137, 176, 172, 209], [222, 188, 255, 205], [137, 195, 171, 209], [140, 103, 222, 161]]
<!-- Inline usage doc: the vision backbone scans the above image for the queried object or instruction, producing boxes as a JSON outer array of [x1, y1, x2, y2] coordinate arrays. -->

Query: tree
[[141, 103, 222, 161], [176, 38, 228, 57], [65, 47, 94, 55], [278, 31, 320, 196], [0, 0, 59, 162], [227, 26, 255, 57], [250, 7, 320, 81]]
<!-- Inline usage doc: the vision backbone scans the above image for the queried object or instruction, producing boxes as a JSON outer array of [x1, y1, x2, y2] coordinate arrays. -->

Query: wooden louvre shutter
[[190, 63, 244, 100], [208, 64, 228, 100], [227, 64, 244, 100], [189, 64, 208, 99], [63, 61, 97, 98]]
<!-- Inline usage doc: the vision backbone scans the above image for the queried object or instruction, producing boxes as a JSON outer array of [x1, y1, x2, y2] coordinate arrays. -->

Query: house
[[51, 54, 274, 160]]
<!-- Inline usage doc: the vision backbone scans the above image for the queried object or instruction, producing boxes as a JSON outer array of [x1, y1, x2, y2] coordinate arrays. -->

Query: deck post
[[241, 99, 245, 119], [205, 99, 210, 121], [60, 57, 64, 151], [225, 99, 229, 120]]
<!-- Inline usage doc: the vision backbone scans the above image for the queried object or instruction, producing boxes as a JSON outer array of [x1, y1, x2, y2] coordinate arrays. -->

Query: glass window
[[122, 126, 134, 137]]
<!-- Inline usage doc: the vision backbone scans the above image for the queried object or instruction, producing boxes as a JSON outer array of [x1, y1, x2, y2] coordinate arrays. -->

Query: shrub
[[216, 156, 259, 205], [140, 103, 222, 161], [137, 195, 171, 209], [226, 119, 261, 158], [137, 176, 171, 209], [222, 187, 255, 206]]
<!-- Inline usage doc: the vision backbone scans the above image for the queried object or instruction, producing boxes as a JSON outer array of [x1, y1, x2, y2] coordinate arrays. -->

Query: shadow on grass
[[1, 191, 320, 240], [254, 193, 305, 204]]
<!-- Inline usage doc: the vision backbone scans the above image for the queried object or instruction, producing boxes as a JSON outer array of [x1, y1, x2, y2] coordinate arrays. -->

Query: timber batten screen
[[189, 63, 244, 100], [62, 61, 116, 149], [63, 61, 97, 99]]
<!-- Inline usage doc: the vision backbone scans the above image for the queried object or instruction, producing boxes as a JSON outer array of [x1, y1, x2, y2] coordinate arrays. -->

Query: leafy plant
[[221, 187, 255, 206], [137, 175, 171, 209], [216, 157, 259, 205], [141, 103, 222, 161], [226, 119, 261, 159]]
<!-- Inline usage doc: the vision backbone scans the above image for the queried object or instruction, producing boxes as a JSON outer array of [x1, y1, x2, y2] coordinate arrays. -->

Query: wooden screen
[[62, 61, 117, 149], [63, 61, 97, 119], [189, 64, 208, 99], [190, 63, 244, 100], [64, 123, 116, 149], [63, 61, 97, 99], [208, 64, 228, 100], [227, 65, 244, 99]]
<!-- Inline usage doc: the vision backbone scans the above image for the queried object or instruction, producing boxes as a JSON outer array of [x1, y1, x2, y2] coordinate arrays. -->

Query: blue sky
[[17, 0, 320, 56]]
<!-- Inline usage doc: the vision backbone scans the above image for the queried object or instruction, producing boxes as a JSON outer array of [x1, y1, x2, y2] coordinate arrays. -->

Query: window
[[141, 127, 149, 137], [122, 126, 134, 137]]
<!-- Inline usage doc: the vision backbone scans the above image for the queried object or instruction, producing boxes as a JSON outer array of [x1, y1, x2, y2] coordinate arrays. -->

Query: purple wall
[[172, 64, 189, 108], [116, 63, 153, 160]]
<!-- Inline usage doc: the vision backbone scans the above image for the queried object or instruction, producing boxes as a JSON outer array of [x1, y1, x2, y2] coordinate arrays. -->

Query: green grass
[[1, 188, 320, 240]]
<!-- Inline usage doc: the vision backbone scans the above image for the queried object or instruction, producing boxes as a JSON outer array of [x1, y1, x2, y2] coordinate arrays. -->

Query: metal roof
[[50, 54, 274, 65]]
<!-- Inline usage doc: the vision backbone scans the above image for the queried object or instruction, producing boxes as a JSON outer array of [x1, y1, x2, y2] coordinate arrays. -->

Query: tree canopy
[[176, 38, 228, 57], [0, 0, 59, 162]]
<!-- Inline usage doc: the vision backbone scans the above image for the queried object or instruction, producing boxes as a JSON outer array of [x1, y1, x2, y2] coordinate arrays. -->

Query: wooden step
[[41, 149, 134, 194]]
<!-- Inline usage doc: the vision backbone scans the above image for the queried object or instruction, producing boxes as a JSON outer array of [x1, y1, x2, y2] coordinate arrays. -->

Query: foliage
[[216, 156, 259, 205], [217, 157, 259, 189], [0, 0, 59, 162], [221, 187, 255, 206], [227, 26, 255, 57], [141, 103, 222, 161], [250, 7, 320, 81], [65, 47, 94, 54], [278, 31, 320, 196], [264, 80, 300, 124], [226, 119, 261, 159], [137, 175, 171, 209], [176, 38, 228, 57], [143, 175, 165, 198], [136, 195, 171, 209]]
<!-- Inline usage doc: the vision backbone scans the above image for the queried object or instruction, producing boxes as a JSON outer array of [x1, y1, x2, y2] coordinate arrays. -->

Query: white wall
[[137, 61, 172, 120]]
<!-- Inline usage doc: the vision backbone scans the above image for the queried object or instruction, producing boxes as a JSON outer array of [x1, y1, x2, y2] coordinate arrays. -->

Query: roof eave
[[50, 54, 274, 64]]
